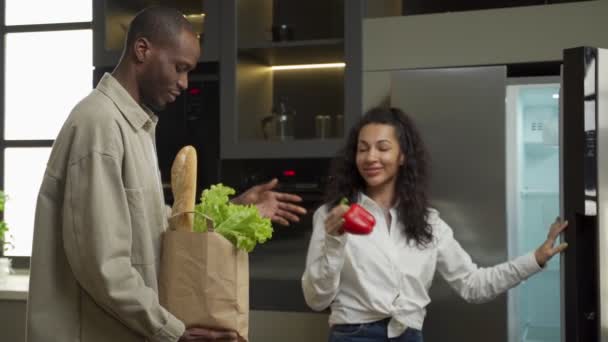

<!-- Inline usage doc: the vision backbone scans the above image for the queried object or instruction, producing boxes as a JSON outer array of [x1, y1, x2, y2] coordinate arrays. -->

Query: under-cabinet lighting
[[184, 13, 205, 36], [184, 13, 206, 19], [270, 63, 346, 71]]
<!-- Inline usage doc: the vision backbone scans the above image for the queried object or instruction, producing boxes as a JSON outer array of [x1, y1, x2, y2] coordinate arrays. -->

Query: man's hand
[[179, 327, 238, 342], [232, 178, 307, 226]]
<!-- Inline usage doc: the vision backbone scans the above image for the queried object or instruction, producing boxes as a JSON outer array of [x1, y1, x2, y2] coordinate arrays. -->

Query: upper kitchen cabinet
[[365, 0, 593, 18], [93, 0, 220, 67], [220, 0, 363, 159]]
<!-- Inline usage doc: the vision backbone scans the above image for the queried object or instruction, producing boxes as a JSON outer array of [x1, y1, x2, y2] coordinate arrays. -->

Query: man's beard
[[147, 102, 165, 112], [143, 97, 166, 112]]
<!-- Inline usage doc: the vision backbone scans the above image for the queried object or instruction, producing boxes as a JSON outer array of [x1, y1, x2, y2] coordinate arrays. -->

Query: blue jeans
[[328, 318, 423, 342]]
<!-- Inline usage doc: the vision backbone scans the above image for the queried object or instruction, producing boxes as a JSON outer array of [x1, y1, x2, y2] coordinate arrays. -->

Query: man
[[26, 6, 305, 342]]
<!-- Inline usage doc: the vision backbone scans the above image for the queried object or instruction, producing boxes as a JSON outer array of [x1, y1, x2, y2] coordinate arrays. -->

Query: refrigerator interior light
[[552, 93, 559, 99]]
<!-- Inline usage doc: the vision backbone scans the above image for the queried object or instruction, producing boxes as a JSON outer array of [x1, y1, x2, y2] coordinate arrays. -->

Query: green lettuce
[[193, 184, 273, 252]]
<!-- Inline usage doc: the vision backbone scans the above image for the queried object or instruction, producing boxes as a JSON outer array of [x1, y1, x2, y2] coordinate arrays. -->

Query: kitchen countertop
[[0, 273, 29, 301]]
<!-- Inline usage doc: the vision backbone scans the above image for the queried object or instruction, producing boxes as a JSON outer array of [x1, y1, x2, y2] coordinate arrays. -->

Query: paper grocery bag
[[159, 230, 249, 341]]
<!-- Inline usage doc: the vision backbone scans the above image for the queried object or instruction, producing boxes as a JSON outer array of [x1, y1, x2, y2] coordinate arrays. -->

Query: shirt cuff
[[149, 313, 185, 342], [323, 233, 348, 270], [514, 251, 543, 279]]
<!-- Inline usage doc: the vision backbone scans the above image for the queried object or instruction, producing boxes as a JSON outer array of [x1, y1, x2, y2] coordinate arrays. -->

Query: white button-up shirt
[[301, 193, 541, 338]]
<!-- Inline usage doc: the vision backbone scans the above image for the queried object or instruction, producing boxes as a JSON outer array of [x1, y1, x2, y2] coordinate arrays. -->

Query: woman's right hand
[[324, 204, 350, 236]]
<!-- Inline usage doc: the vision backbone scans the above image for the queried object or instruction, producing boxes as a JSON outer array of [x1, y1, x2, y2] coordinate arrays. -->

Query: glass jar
[[315, 115, 331, 139]]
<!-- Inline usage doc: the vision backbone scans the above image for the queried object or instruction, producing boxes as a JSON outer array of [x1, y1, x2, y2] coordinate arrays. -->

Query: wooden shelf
[[240, 38, 343, 50], [221, 0, 363, 160], [238, 39, 344, 66]]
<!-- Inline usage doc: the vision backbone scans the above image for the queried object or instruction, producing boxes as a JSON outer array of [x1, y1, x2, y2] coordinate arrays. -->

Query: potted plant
[[0, 191, 12, 283]]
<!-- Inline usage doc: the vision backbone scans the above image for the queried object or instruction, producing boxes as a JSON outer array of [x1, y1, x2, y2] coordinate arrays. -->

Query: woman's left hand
[[534, 217, 569, 267]]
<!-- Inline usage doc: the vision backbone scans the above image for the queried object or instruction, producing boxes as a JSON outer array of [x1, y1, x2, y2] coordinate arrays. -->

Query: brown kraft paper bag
[[159, 229, 249, 341]]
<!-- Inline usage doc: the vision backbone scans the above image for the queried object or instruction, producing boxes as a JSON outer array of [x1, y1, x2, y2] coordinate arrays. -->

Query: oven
[[220, 158, 331, 311]]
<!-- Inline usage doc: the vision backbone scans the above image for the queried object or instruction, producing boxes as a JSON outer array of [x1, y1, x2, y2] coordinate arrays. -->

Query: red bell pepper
[[340, 198, 375, 235]]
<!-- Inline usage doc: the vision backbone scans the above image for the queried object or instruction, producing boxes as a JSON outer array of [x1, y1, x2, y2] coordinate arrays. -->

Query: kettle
[[261, 99, 295, 141]]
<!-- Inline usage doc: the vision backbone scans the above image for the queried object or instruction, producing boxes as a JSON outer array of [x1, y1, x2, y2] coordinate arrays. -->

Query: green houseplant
[[0, 191, 12, 283], [0, 191, 11, 252]]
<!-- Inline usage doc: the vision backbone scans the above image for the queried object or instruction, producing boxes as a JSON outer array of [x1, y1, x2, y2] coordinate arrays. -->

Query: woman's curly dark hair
[[325, 107, 433, 247]]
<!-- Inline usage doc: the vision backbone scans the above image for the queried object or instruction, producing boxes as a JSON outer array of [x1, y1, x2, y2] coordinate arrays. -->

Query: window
[[4, 148, 51, 256], [5, 30, 93, 140], [1, 1, 92, 264], [5, 0, 91, 26]]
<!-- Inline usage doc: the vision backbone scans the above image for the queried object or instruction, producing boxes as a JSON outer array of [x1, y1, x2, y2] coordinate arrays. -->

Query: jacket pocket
[[125, 188, 155, 265]]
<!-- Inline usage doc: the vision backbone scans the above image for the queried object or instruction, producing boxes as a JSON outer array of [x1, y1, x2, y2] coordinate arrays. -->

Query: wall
[[362, 0, 608, 110]]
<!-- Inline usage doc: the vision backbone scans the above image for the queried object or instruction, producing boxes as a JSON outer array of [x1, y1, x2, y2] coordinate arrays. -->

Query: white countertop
[[0, 273, 29, 301]]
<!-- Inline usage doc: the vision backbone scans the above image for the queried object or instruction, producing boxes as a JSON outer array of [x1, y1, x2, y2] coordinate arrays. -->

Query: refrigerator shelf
[[520, 189, 559, 197], [524, 142, 559, 158]]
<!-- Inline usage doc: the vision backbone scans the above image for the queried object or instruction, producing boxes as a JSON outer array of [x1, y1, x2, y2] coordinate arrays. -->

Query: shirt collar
[[357, 192, 399, 216], [96, 73, 157, 132]]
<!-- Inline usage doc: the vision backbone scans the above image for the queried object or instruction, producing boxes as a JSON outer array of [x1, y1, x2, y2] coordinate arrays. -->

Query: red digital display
[[283, 170, 296, 177], [188, 87, 201, 95]]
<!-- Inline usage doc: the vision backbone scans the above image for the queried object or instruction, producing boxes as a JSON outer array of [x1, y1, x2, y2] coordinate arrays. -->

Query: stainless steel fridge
[[391, 65, 512, 342], [389, 46, 607, 342]]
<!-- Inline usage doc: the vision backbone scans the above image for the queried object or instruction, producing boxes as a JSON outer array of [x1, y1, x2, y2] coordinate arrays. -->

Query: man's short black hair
[[125, 6, 195, 50]]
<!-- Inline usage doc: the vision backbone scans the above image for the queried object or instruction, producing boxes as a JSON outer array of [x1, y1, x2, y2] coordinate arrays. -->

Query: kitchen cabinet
[[219, 0, 363, 159], [0, 300, 26, 342], [93, 0, 220, 67]]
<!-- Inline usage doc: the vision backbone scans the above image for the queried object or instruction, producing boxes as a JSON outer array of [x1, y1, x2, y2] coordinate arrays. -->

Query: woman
[[301, 107, 567, 342]]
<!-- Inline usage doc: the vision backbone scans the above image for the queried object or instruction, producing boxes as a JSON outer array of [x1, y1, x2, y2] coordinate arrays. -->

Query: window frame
[[0, 0, 92, 269]]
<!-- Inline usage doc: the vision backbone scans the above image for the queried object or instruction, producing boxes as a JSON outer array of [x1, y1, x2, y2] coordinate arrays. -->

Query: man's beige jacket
[[26, 73, 184, 342]]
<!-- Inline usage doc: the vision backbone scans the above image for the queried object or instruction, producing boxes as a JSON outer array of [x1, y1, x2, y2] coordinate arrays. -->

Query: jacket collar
[[96, 73, 157, 131]]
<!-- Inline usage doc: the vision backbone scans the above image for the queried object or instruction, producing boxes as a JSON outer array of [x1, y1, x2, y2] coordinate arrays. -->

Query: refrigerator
[[389, 46, 607, 342], [561, 46, 608, 342]]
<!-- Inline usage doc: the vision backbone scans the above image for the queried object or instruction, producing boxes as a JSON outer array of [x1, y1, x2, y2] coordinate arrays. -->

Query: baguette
[[169, 145, 197, 232]]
